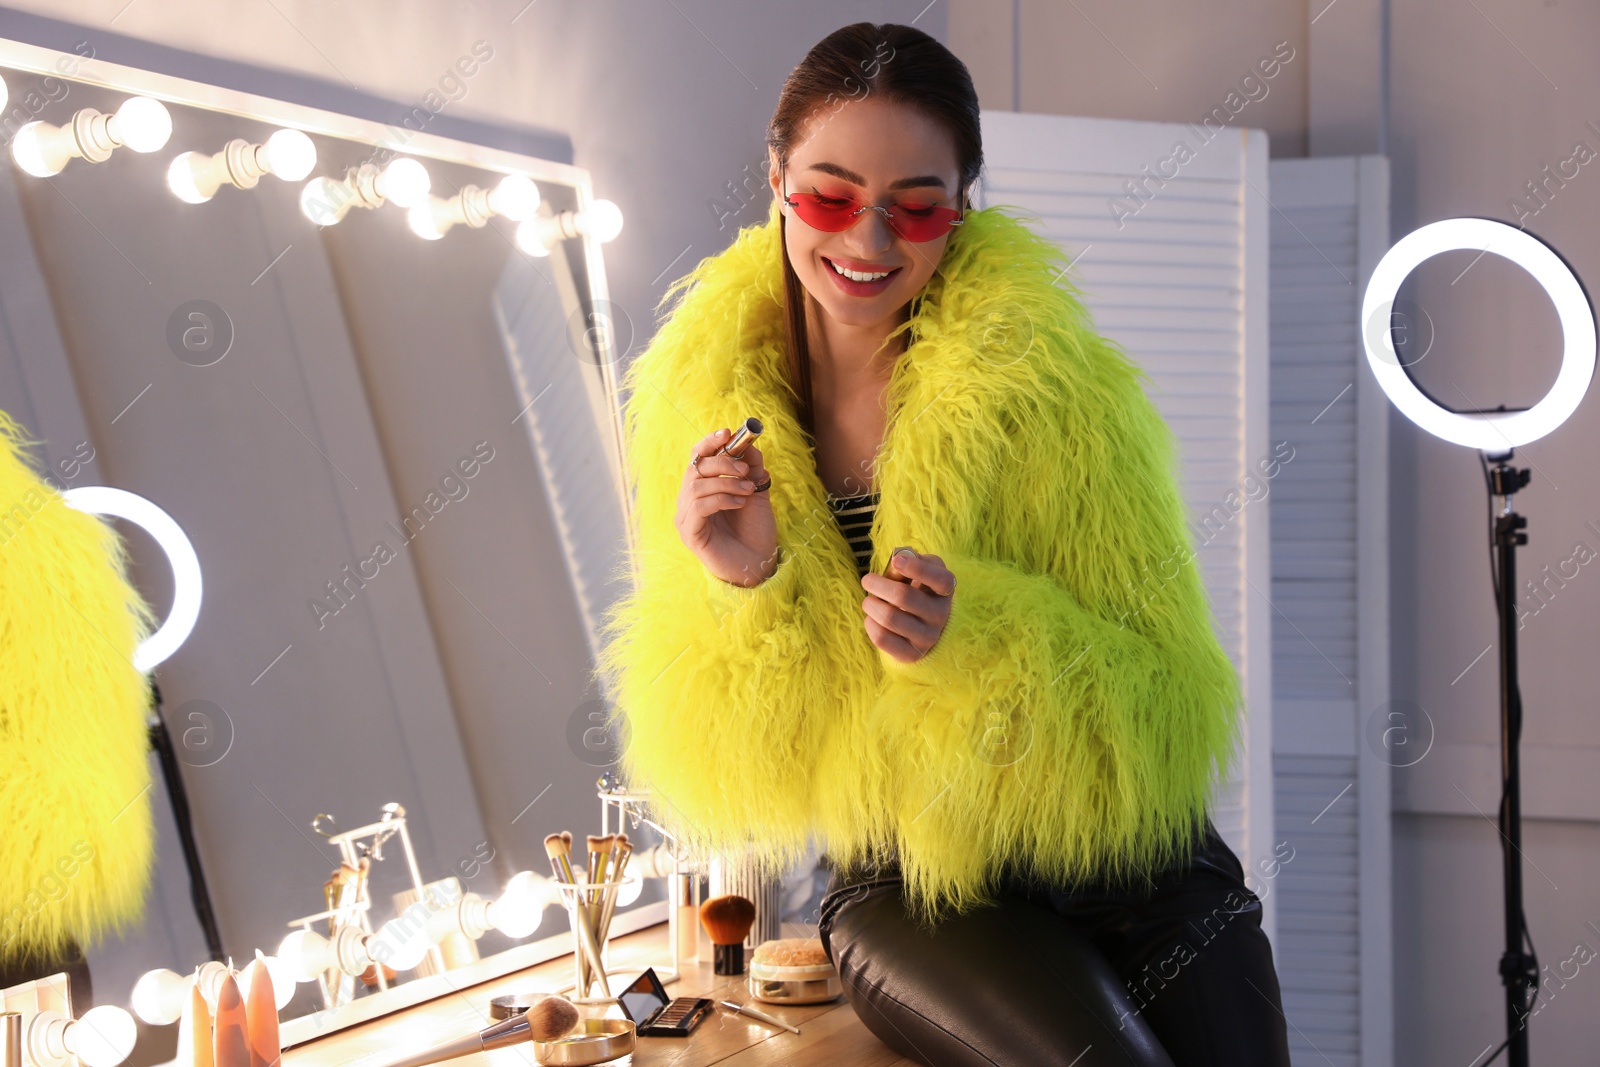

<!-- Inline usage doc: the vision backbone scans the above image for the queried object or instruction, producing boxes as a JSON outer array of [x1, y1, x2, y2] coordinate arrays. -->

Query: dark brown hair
[[765, 23, 983, 440]]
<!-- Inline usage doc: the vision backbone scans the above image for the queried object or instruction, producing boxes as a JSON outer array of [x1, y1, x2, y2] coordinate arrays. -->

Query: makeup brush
[[717, 999, 802, 1035], [372, 996, 580, 1067], [559, 835, 577, 928], [585, 833, 613, 919], [582, 833, 613, 993], [585, 835, 606, 888], [545, 833, 612, 997], [595, 833, 633, 949], [699, 894, 756, 975]]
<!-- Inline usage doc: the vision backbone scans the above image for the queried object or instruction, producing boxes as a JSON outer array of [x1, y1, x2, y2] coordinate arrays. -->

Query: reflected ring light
[[63, 486, 202, 673], [1361, 217, 1596, 449]]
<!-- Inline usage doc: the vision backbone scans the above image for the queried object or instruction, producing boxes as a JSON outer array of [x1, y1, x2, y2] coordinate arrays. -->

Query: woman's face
[[768, 94, 963, 332]]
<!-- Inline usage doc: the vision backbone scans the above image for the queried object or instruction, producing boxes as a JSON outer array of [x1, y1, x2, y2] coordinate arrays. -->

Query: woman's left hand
[[861, 548, 956, 663]]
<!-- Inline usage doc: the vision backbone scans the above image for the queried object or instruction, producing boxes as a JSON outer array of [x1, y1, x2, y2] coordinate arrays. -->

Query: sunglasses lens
[[785, 193, 859, 231], [785, 193, 961, 242], [886, 203, 963, 242]]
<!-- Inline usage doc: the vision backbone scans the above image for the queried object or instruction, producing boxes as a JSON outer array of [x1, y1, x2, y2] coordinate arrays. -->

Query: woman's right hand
[[675, 427, 779, 587]]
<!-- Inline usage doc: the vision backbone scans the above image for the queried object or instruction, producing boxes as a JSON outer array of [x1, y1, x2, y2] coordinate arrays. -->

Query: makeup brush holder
[[554, 876, 636, 1000]]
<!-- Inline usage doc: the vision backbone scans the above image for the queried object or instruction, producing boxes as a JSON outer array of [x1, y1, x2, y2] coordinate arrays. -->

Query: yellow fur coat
[[596, 197, 1242, 922], [0, 412, 154, 963]]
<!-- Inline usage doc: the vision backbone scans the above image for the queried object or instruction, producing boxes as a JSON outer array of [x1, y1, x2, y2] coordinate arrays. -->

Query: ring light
[[1362, 217, 1594, 1063], [1361, 216, 1596, 449], [63, 486, 202, 672]]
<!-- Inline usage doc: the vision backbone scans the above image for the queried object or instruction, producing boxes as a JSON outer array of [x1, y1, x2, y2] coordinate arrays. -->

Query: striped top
[[829, 492, 879, 577]]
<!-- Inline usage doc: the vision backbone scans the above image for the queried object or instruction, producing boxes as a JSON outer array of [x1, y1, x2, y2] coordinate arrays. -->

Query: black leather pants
[[816, 820, 1292, 1066]]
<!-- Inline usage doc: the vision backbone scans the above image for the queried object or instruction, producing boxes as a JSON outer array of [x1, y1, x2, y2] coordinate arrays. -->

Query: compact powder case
[[488, 992, 551, 1022], [747, 959, 842, 1005]]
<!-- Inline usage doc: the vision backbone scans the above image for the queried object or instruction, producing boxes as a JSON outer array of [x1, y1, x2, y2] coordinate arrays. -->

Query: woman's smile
[[821, 254, 902, 295]]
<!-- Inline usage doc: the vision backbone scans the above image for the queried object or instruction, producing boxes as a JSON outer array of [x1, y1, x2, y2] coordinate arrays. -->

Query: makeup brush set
[[542, 830, 635, 1000], [360, 883, 839, 1067]]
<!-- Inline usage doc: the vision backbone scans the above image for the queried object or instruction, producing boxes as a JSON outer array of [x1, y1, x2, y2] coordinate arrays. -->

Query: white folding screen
[[977, 110, 1275, 938], [1266, 155, 1392, 1067]]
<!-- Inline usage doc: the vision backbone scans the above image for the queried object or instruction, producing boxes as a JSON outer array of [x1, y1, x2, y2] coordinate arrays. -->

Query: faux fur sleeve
[[594, 340, 851, 875], [820, 343, 1245, 924]]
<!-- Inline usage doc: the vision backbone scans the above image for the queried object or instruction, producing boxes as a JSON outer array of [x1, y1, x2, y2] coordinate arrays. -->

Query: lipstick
[[719, 417, 771, 492], [721, 417, 763, 459]]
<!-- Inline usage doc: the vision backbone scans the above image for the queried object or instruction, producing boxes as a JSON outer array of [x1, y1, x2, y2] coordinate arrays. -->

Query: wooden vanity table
[[280, 920, 918, 1067]]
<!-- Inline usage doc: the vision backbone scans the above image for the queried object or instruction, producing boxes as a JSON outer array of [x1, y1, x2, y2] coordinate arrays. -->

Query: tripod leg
[[149, 690, 225, 961]]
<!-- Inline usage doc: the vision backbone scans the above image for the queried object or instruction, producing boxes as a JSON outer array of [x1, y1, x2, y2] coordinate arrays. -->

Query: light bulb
[[11, 121, 71, 177], [0, 74, 8, 112], [257, 952, 296, 1010], [506, 869, 562, 909], [378, 157, 430, 208], [193, 960, 236, 1008], [407, 198, 449, 241], [170, 131, 317, 206], [372, 915, 433, 971], [485, 883, 543, 939], [408, 176, 541, 242], [514, 218, 553, 257], [615, 872, 644, 908], [110, 96, 172, 153], [131, 967, 191, 1025], [263, 128, 316, 181], [166, 151, 224, 204], [489, 174, 540, 221], [581, 199, 623, 243], [300, 176, 354, 226], [68, 1006, 138, 1067], [278, 928, 335, 982], [232, 952, 295, 1012], [11, 97, 171, 179]]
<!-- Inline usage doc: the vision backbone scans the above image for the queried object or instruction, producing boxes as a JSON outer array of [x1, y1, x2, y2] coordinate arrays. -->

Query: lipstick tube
[[720, 417, 763, 459], [718, 417, 771, 492]]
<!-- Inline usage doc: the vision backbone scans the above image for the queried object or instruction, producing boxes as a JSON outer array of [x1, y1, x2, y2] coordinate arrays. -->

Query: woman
[[597, 22, 1292, 1067]]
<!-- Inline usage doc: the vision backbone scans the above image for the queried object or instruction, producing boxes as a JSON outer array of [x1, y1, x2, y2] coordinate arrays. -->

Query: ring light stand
[[62, 487, 221, 962], [1361, 217, 1596, 1067]]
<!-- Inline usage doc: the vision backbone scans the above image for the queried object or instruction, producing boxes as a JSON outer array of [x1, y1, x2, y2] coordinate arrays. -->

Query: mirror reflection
[[0, 39, 662, 1058]]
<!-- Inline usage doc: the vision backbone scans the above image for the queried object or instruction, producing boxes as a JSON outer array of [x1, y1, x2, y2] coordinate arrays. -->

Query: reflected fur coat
[[0, 412, 154, 962], [596, 197, 1242, 924]]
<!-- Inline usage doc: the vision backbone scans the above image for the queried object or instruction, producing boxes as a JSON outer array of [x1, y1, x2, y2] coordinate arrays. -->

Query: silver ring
[[691, 454, 702, 474]]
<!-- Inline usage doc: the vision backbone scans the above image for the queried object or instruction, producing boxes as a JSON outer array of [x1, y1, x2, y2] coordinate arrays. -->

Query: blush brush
[[699, 894, 756, 975], [372, 995, 579, 1067]]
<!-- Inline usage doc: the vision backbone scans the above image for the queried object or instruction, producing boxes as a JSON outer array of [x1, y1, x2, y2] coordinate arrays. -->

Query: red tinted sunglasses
[[783, 175, 964, 243]]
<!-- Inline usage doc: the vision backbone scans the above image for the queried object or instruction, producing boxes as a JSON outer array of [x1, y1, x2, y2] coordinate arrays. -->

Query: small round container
[[532, 1017, 635, 1066], [488, 992, 548, 1022], [748, 960, 842, 1005], [747, 939, 841, 1005]]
